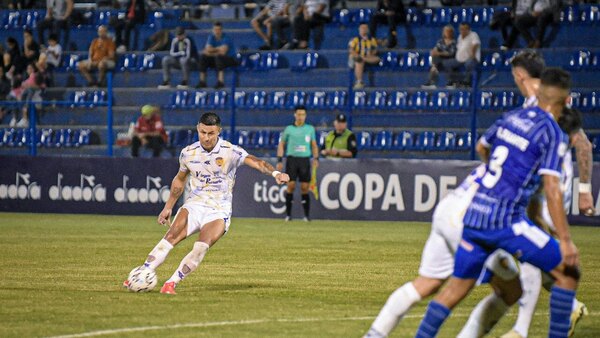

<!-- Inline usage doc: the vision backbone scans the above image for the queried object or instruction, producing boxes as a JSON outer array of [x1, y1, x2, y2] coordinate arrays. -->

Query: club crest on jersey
[[216, 157, 225, 167]]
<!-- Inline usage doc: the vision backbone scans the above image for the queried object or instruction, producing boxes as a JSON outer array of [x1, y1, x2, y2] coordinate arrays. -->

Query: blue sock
[[415, 301, 451, 338], [549, 286, 576, 338]]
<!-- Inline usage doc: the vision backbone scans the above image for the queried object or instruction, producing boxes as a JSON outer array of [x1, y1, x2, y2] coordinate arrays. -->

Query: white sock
[[167, 241, 209, 284], [513, 263, 542, 338], [457, 293, 509, 338], [144, 238, 174, 270], [369, 282, 422, 337]]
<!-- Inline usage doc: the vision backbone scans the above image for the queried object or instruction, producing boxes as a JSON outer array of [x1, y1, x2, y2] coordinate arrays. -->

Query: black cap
[[335, 113, 347, 122], [175, 27, 185, 35]]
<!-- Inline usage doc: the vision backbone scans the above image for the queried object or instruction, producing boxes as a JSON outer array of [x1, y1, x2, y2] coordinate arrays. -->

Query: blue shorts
[[454, 220, 562, 279]]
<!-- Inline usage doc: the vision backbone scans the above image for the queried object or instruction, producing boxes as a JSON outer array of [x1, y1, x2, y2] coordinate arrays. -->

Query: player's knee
[[488, 253, 519, 281], [495, 278, 522, 305]]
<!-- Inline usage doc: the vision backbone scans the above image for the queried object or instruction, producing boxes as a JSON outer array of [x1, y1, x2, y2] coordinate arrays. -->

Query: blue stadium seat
[[432, 7, 452, 25], [0, 128, 6, 147], [452, 8, 474, 24], [34, 128, 52, 148], [368, 91, 388, 110], [429, 91, 449, 110], [457, 132, 473, 150], [2, 11, 21, 29], [16, 128, 33, 147], [220, 129, 231, 142], [400, 52, 421, 70], [388, 91, 408, 110], [378, 52, 399, 70], [406, 8, 421, 24], [234, 91, 247, 108], [59, 54, 88, 72], [581, 5, 600, 24], [409, 91, 428, 110], [581, 91, 598, 111], [291, 52, 320, 72], [210, 90, 229, 109], [174, 129, 193, 147], [416, 131, 436, 151], [237, 52, 260, 71], [137, 53, 159, 71], [268, 91, 287, 110], [570, 91, 583, 109], [568, 50, 592, 70], [494, 91, 516, 109], [167, 91, 190, 109], [435, 131, 457, 151], [481, 52, 503, 70], [333, 9, 352, 26], [69, 91, 88, 107], [234, 130, 250, 146], [352, 8, 372, 24], [257, 52, 280, 71], [167, 130, 177, 148], [393, 131, 414, 151], [479, 91, 494, 110], [4, 128, 22, 147], [22, 10, 43, 28], [269, 131, 281, 148], [450, 91, 471, 111], [286, 91, 307, 109], [373, 130, 393, 150], [244, 91, 267, 109], [307, 91, 327, 110], [591, 134, 600, 154], [74, 129, 92, 147], [190, 91, 209, 108], [561, 5, 581, 24], [325, 91, 347, 110], [472, 7, 496, 26], [51, 129, 73, 148], [318, 130, 329, 147], [89, 91, 107, 107], [118, 53, 138, 72], [352, 91, 368, 109], [357, 131, 373, 150]]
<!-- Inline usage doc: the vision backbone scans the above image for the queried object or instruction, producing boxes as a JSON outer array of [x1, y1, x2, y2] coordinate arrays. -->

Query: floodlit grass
[[0, 213, 598, 337]]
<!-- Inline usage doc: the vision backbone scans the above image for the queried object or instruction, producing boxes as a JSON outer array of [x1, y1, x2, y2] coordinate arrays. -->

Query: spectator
[[110, 0, 146, 52], [348, 23, 380, 90], [369, 0, 406, 48], [38, 0, 73, 46], [320, 113, 357, 158], [3, 37, 25, 83], [158, 27, 197, 89], [197, 22, 238, 89], [8, 62, 45, 128], [514, 0, 560, 48], [77, 25, 116, 87], [42, 34, 63, 70], [251, 0, 292, 50], [284, 0, 330, 50], [453, 23, 480, 87], [0, 67, 10, 122], [22, 29, 40, 66], [131, 104, 167, 158], [422, 25, 457, 88]]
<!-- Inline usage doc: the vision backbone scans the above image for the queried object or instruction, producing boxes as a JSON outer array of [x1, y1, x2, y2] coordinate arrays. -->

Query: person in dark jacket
[[110, 0, 146, 52], [369, 0, 406, 48]]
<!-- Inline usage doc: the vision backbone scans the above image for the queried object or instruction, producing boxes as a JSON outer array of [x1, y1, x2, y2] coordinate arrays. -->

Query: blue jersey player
[[414, 68, 580, 338]]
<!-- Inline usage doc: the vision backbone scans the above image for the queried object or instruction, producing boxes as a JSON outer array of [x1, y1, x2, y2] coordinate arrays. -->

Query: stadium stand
[[0, 3, 599, 159]]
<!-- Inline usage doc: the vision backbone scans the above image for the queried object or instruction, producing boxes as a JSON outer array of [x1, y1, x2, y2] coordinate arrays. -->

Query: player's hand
[[275, 172, 290, 184], [276, 162, 283, 171], [578, 192, 596, 216], [560, 239, 579, 267], [158, 208, 172, 227]]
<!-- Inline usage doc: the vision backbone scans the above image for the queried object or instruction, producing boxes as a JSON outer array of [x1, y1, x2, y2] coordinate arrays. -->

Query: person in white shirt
[[450, 22, 480, 87], [43, 34, 62, 69], [123, 112, 290, 295]]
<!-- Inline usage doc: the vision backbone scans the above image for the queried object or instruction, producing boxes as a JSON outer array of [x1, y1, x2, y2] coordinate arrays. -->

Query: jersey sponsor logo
[[0, 172, 41, 200], [114, 175, 170, 203]]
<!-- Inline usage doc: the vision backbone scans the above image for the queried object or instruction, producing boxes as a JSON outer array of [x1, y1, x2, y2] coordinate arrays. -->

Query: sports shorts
[[177, 202, 231, 237], [285, 156, 311, 182]]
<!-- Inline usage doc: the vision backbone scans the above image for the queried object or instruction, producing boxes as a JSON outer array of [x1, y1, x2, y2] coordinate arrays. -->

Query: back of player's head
[[558, 107, 582, 135], [199, 112, 221, 126], [539, 67, 571, 106], [511, 51, 545, 78]]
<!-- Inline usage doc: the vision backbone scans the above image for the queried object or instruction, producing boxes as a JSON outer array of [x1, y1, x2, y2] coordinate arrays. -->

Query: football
[[127, 266, 157, 292]]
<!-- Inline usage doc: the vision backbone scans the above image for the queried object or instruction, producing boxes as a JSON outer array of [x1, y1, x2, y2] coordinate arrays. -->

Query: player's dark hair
[[199, 112, 221, 126], [295, 105, 307, 112], [540, 67, 571, 91], [214, 21, 222, 27], [558, 107, 582, 135], [511, 51, 546, 78]]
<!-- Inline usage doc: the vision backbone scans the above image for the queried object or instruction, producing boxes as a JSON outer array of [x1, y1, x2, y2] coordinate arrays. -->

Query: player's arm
[[570, 129, 595, 215], [244, 155, 290, 184], [543, 174, 578, 267], [158, 170, 189, 226], [476, 141, 491, 163]]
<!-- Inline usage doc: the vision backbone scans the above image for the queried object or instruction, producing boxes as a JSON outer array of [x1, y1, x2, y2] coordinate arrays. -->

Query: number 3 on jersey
[[482, 146, 509, 188]]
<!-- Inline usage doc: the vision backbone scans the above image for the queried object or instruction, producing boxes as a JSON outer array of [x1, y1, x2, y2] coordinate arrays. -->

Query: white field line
[[46, 312, 600, 338]]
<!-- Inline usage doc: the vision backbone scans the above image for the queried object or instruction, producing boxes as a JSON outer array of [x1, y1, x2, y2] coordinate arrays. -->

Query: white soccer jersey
[[179, 138, 248, 213]]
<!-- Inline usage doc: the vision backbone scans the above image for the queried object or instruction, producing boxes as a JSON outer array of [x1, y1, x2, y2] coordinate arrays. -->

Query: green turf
[[0, 213, 598, 337]]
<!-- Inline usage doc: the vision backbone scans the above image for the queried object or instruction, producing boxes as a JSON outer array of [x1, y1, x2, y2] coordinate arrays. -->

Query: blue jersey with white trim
[[463, 106, 569, 230]]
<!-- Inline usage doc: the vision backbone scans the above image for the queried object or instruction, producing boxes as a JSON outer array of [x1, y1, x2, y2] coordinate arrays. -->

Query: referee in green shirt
[[276, 106, 319, 221]]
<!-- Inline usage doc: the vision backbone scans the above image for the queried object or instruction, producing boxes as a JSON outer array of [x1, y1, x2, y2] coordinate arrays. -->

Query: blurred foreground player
[[124, 113, 289, 294]]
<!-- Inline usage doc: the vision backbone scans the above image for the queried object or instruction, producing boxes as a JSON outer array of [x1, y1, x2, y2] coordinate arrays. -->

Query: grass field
[[0, 213, 598, 338]]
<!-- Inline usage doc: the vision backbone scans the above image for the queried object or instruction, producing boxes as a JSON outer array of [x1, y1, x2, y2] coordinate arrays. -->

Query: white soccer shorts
[[177, 202, 232, 237]]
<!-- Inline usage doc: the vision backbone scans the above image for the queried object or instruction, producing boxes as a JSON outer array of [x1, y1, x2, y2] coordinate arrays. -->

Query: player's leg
[[458, 250, 521, 338], [501, 263, 543, 338], [145, 207, 190, 270], [298, 158, 311, 220], [163, 218, 226, 292]]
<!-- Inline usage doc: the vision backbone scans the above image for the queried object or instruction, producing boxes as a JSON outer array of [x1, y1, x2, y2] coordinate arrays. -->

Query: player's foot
[[363, 327, 385, 338], [569, 300, 589, 337], [122, 279, 130, 288], [499, 329, 524, 338], [284, 216, 291, 222], [303, 216, 310, 222], [160, 281, 177, 295]]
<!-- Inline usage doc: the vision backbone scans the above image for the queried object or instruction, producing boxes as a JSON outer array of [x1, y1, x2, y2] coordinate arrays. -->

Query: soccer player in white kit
[[124, 112, 290, 294], [462, 51, 594, 338], [364, 165, 522, 338]]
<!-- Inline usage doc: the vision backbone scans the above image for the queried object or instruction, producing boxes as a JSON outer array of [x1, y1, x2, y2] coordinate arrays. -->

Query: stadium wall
[[1, 156, 598, 226]]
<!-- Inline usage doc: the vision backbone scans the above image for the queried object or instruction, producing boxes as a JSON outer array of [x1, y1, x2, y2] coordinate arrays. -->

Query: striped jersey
[[178, 138, 248, 212], [348, 36, 378, 57], [463, 106, 569, 230]]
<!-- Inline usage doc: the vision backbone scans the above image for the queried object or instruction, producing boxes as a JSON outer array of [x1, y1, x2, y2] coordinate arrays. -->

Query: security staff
[[320, 113, 357, 158], [276, 106, 319, 221]]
